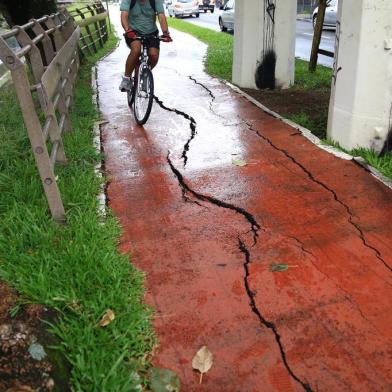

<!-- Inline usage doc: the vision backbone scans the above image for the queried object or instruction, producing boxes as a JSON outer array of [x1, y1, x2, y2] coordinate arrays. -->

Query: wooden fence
[[0, 2, 110, 222], [0, 10, 79, 222], [67, 2, 109, 56]]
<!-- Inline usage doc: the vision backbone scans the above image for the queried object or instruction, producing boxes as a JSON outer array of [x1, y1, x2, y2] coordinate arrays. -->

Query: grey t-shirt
[[120, 0, 165, 34]]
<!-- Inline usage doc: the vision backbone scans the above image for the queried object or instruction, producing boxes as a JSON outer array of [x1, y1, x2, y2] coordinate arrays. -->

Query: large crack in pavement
[[188, 76, 245, 127], [154, 95, 196, 167], [245, 121, 392, 274], [166, 153, 313, 392], [238, 238, 313, 392], [155, 80, 314, 389], [167, 154, 260, 244]]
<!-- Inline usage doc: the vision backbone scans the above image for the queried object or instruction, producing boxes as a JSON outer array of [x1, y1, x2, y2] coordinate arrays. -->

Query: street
[[176, 11, 335, 67]]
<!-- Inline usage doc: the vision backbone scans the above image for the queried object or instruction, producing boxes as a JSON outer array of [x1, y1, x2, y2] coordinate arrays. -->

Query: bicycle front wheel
[[133, 67, 154, 125]]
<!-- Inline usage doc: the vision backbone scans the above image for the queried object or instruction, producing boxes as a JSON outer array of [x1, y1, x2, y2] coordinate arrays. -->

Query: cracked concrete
[[98, 6, 392, 391], [245, 121, 392, 273]]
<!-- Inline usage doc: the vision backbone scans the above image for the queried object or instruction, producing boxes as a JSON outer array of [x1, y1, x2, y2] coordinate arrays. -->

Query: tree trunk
[[309, 0, 327, 72], [0, 0, 57, 26]]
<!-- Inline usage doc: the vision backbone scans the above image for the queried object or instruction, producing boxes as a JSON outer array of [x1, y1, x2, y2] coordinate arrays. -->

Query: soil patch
[[243, 88, 331, 139], [0, 282, 70, 392]]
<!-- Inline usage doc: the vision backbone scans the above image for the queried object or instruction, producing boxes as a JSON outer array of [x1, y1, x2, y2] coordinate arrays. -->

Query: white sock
[[123, 75, 131, 79]]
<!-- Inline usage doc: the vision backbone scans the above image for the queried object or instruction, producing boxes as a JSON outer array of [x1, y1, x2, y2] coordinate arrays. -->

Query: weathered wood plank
[[41, 27, 80, 101], [76, 12, 108, 28]]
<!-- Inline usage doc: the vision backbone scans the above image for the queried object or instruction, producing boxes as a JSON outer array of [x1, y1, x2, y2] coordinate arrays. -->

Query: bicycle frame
[[135, 37, 150, 90], [128, 34, 165, 125]]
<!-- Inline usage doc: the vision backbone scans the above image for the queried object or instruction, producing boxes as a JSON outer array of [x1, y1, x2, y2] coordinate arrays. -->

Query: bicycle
[[127, 35, 165, 125]]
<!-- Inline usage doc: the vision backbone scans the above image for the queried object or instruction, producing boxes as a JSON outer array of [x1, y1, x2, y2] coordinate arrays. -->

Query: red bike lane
[[98, 13, 392, 392]]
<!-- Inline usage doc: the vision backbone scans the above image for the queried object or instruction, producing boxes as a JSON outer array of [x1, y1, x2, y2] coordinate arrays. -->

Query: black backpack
[[130, 0, 157, 13]]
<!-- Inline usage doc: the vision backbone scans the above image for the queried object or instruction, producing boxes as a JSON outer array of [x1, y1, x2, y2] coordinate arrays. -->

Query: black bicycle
[[127, 35, 164, 125]]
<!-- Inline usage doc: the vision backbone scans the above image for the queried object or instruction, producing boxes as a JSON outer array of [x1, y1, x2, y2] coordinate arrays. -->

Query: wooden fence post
[[0, 38, 66, 222]]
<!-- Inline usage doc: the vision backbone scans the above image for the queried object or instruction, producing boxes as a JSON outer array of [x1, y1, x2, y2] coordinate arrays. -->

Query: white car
[[219, 0, 235, 32], [168, 0, 200, 18], [313, 0, 338, 29]]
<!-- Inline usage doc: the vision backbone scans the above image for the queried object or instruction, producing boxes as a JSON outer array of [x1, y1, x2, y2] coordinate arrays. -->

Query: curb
[[91, 65, 107, 218], [225, 81, 392, 190]]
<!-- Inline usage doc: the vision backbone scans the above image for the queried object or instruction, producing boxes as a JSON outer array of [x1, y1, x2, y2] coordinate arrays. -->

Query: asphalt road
[[175, 11, 336, 67]]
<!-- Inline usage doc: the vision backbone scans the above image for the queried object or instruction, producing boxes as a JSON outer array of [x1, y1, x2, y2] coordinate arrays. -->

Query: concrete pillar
[[232, 0, 296, 89], [327, 0, 392, 151]]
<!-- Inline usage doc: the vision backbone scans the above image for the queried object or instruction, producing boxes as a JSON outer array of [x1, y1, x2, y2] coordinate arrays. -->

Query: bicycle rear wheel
[[133, 67, 154, 125]]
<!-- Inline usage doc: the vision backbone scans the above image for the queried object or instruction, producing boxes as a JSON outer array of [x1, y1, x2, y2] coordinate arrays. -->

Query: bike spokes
[[134, 68, 154, 125]]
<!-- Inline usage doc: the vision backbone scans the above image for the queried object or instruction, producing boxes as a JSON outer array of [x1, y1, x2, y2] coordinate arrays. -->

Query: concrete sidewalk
[[98, 9, 392, 392]]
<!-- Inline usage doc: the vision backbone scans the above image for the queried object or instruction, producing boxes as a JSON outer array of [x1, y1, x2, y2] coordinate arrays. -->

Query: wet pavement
[[98, 7, 392, 392]]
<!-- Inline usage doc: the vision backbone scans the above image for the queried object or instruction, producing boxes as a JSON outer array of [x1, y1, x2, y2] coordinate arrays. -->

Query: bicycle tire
[[133, 67, 154, 125]]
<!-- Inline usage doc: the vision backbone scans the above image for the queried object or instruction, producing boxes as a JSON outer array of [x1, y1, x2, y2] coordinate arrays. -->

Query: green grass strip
[[0, 33, 155, 390], [167, 18, 392, 180]]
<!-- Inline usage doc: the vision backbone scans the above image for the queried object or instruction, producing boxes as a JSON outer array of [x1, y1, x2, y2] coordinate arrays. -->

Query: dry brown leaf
[[6, 387, 34, 392], [98, 309, 115, 327], [192, 346, 213, 384]]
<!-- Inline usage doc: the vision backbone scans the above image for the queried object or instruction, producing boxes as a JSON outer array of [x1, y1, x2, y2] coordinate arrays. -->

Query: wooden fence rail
[[0, 10, 79, 222], [67, 2, 109, 57]]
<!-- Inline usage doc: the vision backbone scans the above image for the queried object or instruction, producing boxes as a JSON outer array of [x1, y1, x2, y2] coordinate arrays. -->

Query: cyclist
[[119, 0, 172, 92]]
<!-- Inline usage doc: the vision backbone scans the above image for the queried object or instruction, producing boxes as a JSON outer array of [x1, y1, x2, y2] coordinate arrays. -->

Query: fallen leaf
[[192, 346, 213, 384], [150, 367, 180, 392], [269, 263, 299, 272], [98, 309, 115, 327], [232, 158, 247, 167], [6, 386, 34, 392]]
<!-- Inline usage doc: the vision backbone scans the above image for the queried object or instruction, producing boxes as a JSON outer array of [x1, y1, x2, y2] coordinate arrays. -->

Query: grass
[[293, 58, 332, 89], [287, 111, 329, 139], [167, 19, 392, 180], [0, 32, 155, 390]]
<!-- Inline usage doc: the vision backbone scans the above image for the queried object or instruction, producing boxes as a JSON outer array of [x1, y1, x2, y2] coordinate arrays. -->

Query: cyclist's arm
[[121, 11, 132, 31], [157, 13, 169, 34]]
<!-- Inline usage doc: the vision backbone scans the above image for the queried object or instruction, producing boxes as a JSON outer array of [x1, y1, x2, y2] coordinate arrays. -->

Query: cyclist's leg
[[125, 40, 142, 77], [147, 47, 160, 69], [146, 33, 160, 69]]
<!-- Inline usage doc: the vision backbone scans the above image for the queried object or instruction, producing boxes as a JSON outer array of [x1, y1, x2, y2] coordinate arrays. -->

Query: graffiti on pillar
[[255, 0, 277, 90], [332, 20, 342, 85]]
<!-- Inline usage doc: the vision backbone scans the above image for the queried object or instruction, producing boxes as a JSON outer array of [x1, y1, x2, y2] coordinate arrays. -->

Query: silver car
[[219, 0, 235, 32], [313, 0, 338, 29], [168, 0, 200, 18]]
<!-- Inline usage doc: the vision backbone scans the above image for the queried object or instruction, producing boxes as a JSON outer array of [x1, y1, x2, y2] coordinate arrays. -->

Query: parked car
[[168, 0, 200, 18], [313, 0, 338, 29], [198, 0, 214, 13], [219, 0, 234, 32]]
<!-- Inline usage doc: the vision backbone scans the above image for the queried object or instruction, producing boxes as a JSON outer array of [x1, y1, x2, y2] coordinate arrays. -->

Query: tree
[[308, 0, 327, 72], [0, 0, 57, 26]]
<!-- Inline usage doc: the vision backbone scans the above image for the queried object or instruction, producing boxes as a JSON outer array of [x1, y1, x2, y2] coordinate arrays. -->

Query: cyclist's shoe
[[119, 76, 132, 92]]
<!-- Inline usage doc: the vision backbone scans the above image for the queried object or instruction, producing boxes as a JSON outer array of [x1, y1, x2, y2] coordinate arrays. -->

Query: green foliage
[[287, 110, 329, 139], [0, 33, 155, 390], [294, 59, 332, 90]]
